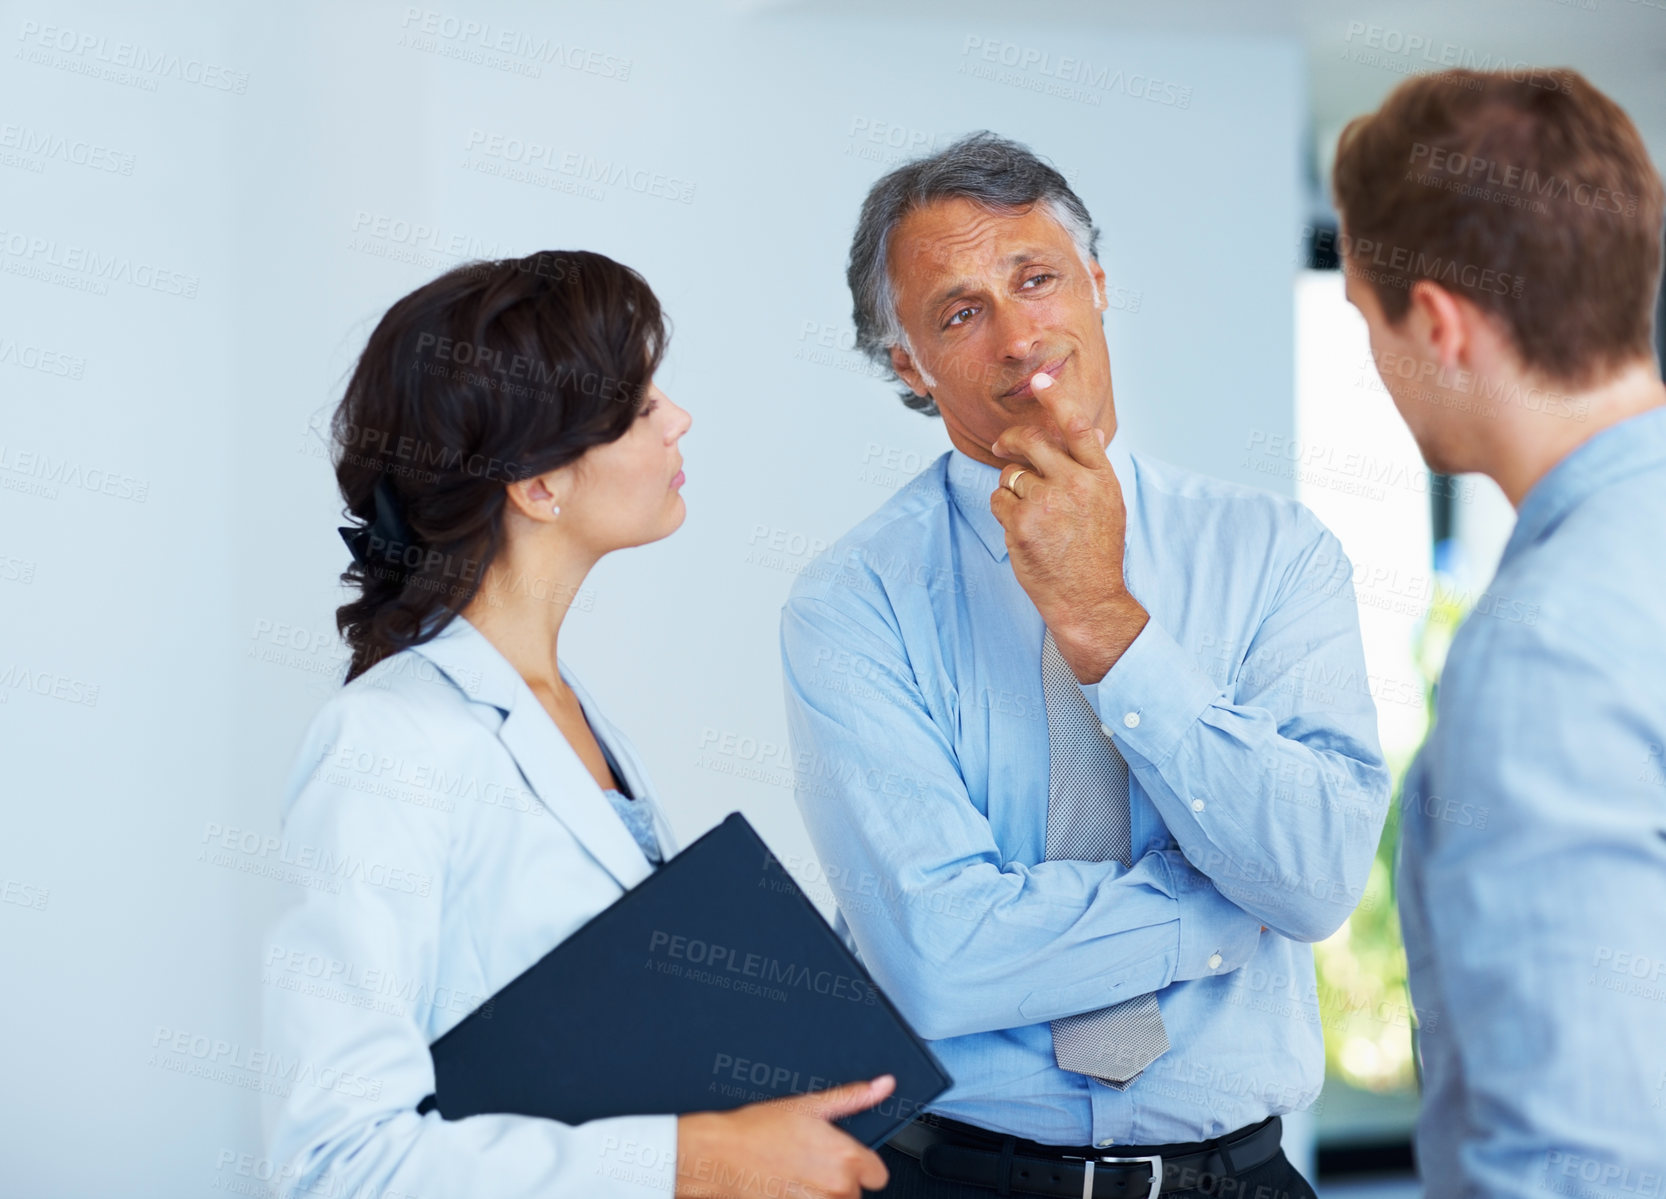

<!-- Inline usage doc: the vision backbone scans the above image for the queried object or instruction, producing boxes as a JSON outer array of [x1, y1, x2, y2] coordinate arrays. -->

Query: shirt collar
[[1501, 405, 1666, 566], [946, 426, 1138, 563]]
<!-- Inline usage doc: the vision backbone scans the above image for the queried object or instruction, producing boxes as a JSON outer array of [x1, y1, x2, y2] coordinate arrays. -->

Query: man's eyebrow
[[926, 279, 982, 312], [926, 246, 1066, 309], [922, 247, 1065, 311]]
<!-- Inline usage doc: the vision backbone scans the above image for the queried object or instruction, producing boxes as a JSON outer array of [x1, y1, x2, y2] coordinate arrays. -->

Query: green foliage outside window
[[1312, 571, 1469, 1095]]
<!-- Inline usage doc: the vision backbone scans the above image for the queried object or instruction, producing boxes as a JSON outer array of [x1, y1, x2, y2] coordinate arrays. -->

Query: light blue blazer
[[261, 615, 683, 1199]]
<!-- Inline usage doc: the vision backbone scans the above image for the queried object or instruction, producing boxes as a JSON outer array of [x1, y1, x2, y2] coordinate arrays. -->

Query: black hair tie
[[338, 475, 420, 571]]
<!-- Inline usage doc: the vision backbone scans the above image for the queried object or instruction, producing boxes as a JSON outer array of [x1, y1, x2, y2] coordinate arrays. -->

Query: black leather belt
[[887, 1112, 1283, 1199]]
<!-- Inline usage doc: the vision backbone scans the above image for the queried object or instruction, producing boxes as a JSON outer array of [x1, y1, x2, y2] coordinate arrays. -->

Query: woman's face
[[562, 380, 692, 552]]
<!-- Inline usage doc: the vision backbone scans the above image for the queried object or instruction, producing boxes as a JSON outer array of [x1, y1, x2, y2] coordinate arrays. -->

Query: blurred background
[[2, 1, 1662, 1195]]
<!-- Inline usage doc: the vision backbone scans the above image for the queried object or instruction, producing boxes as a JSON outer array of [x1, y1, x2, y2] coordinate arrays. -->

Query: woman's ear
[[504, 469, 565, 522]]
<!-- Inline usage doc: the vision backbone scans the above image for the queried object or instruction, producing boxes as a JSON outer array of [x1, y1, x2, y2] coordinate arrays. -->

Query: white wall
[[0, 3, 1303, 1192]]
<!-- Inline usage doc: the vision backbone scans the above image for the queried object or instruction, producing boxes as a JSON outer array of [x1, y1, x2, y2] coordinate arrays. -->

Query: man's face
[[1343, 265, 1472, 476], [886, 196, 1112, 466]]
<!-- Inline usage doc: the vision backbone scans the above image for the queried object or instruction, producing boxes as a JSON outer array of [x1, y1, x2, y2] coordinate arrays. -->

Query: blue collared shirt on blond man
[[779, 431, 1391, 1147], [1398, 405, 1666, 1196]]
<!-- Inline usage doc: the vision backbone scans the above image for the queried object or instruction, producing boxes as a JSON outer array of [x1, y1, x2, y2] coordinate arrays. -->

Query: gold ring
[[1005, 468, 1030, 496]]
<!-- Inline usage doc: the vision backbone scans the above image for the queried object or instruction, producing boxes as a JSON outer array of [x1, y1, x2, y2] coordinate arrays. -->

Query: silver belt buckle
[[1064, 1152, 1163, 1199]]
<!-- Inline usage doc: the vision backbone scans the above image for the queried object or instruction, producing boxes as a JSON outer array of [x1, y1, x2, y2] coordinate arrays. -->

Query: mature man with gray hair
[[779, 132, 1391, 1199]]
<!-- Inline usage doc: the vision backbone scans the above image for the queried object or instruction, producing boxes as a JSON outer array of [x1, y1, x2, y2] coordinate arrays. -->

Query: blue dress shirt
[[779, 433, 1391, 1146], [1399, 406, 1666, 1196]]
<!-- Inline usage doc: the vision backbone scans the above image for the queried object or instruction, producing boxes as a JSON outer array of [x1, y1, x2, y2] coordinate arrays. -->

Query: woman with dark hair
[[262, 251, 892, 1199]]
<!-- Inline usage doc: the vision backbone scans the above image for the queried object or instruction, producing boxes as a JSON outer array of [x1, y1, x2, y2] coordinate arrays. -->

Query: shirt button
[[1208, 952, 1223, 970], [1097, 1138, 1114, 1148], [1191, 799, 1205, 813], [1100, 723, 1115, 738], [1122, 712, 1140, 729]]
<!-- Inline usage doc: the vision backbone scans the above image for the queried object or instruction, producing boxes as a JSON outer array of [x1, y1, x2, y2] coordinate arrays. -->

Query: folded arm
[[780, 593, 1262, 1043], [1082, 524, 1392, 942]]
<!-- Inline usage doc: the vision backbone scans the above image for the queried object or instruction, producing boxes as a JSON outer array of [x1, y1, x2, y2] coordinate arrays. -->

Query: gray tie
[[1042, 628, 1170, 1088]]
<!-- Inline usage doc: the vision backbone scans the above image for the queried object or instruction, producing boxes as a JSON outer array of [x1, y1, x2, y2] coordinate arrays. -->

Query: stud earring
[[551, 503, 561, 516]]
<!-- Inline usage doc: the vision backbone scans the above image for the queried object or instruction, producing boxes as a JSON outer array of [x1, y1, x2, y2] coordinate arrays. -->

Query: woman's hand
[[674, 1074, 895, 1198]]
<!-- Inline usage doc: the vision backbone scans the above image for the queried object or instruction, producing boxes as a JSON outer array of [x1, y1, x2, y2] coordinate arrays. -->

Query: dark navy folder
[[418, 811, 951, 1148]]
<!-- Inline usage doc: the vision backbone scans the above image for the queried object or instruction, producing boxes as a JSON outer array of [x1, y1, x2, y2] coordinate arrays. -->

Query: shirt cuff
[[1084, 618, 1220, 768], [1159, 851, 1264, 981]]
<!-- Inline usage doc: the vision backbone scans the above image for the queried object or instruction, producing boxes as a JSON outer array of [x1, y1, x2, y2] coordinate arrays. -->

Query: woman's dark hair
[[333, 249, 668, 683]]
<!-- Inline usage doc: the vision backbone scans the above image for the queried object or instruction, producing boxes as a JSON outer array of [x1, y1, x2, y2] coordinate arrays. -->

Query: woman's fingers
[[775, 1073, 895, 1121]]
